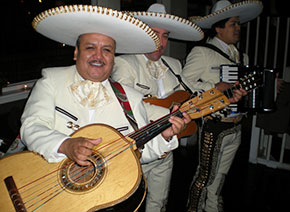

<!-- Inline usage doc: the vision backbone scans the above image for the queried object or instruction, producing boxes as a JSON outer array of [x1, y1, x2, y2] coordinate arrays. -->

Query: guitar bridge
[[4, 176, 27, 212]]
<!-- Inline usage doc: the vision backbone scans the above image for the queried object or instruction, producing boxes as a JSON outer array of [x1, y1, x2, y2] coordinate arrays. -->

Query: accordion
[[219, 65, 239, 114], [220, 64, 276, 113]]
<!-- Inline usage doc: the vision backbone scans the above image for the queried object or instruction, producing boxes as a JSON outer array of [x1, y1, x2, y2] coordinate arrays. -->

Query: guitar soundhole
[[59, 152, 106, 193]]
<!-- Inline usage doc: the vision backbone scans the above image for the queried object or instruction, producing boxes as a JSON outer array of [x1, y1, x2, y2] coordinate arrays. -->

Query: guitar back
[[143, 90, 198, 138], [0, 124, 144, 212], [143, 90, 191, 108]]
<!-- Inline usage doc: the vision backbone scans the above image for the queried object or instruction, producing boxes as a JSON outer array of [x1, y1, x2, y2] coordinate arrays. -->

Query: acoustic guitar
[[143, 90, 197, 138], [0, 72, 261, 212]]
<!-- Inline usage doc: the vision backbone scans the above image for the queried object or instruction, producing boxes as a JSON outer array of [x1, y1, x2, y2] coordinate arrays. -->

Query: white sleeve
[[140, 135, 178, 164], [140, 102, 179, 164], [20, 70, 68, 163]]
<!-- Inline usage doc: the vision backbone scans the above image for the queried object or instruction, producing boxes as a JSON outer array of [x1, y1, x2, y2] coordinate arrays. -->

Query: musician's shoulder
[[162, 55, 179, 63], [162, 56, 182, 70], [115, 54, 141, 64], [121, 84, 144, 99]]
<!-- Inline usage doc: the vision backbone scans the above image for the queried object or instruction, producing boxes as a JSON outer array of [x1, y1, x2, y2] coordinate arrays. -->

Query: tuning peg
[[220, 108, 232, 117], [193, 91, 199, 97], [222, 108, 227, 114], [219, 99, 225, 104], [215, 115, 222, 121]]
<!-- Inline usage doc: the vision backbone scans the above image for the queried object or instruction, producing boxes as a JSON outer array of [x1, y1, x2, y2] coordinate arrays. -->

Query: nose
[[93, 48, 104, 59], [235, 23, 241, 30]]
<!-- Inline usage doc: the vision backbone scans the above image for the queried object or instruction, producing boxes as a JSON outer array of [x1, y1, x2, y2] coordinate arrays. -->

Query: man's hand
[[215, 82, 247, 103], [58, 137, 102, 166], [161, 105, 191, 141]]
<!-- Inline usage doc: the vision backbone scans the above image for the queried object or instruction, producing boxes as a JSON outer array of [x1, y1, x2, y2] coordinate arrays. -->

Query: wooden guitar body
[[0, 124, 145, 212]]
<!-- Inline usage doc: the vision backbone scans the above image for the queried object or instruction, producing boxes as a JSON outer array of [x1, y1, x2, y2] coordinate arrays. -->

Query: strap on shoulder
[[197, 43, 244, 65], [161, 58, 194, 95], [110, 79, 138, 131]]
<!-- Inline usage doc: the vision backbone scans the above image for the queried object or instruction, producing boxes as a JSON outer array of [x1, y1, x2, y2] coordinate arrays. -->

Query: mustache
[[88, 59, 105, 66]]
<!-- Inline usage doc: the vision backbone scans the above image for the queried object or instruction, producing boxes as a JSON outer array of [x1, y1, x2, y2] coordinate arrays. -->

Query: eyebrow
[[103, 44, 114, 48], [84, 42, 115, 49]]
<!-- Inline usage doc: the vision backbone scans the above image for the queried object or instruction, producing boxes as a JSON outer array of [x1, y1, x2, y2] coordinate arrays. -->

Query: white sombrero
[[191, 0, 263, 29], [32, 5, 160, 53], [128, 3, 204, 41]]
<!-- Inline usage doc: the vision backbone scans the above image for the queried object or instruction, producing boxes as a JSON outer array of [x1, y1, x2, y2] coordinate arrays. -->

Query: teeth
[[91, 63, 102, 66], [89, 61, 103, 66]]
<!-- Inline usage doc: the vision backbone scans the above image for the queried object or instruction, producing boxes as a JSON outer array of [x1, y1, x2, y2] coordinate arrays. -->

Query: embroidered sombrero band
[[128, 3, 204, 41], [191, 0, 263, 29], [32, 5, 160, 53]]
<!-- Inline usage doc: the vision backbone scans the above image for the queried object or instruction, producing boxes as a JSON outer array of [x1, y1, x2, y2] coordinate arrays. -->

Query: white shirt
[[143, 55, 167, 98]]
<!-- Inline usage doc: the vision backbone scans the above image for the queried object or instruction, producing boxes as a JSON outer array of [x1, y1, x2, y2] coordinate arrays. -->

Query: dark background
[[0, 0, 288, 85]]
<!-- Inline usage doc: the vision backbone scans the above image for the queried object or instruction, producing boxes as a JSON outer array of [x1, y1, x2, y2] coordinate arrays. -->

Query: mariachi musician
[[182, 1, 263, 211], [111, 3, 205, 212], [19, 5, 191, 212]]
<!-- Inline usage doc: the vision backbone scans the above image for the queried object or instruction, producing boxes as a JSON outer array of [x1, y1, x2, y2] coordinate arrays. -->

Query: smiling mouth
[[88, 60, 105, 67]]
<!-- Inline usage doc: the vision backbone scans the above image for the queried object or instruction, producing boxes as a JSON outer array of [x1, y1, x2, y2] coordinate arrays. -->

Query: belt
[[158, 152, 170, 160], [220, 115, 243, 124]]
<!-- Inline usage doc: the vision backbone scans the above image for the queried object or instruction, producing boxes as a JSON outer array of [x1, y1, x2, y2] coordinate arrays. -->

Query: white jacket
[[20, 65, 178, 164]]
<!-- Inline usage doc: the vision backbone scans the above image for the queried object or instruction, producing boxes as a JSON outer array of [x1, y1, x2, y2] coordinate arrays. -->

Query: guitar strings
[[18, 136, 138, 211]]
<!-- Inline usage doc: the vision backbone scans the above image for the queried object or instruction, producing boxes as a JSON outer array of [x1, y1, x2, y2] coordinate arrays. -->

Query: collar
[[75, 71, 109, 87], [214, 37, 230, 53]]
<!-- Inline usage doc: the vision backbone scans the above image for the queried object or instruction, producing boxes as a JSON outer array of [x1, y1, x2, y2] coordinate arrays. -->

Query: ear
[[215, 27, 222, 35], [73, 47, 78, 61]]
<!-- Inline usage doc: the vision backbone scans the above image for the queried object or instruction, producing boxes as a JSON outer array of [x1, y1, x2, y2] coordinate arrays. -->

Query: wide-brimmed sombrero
[[128, 3, 204, 41], [191, 0, 263, 29], [32, 5, 160, 53]]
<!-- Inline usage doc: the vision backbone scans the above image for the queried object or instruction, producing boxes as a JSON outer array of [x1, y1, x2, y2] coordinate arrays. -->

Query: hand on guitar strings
[[215, 82, 247, 103], [161, 105, 191, 141], [58, 137, 102, 166]]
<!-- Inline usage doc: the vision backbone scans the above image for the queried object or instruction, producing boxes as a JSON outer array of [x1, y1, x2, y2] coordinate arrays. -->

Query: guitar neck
[[128, 110, 183, 149], [130, 72, 261, 148], [223, 84, 242, 99], [222, 70, 262, 99]]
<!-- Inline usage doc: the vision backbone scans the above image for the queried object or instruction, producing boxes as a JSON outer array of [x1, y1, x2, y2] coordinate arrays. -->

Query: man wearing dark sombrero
[[111, 3, 205, 212], [19, 5, 191, 212], [182, 1, 263, 212]]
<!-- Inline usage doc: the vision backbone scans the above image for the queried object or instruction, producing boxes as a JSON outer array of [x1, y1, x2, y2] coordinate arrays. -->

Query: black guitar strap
[[161, 58, 194, 95]]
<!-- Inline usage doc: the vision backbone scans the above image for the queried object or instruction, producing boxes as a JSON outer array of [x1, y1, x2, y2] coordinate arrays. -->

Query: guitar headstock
[[238, 70, 263, 92], [179, 70, 263, 120], [179, 88, 230, 120]]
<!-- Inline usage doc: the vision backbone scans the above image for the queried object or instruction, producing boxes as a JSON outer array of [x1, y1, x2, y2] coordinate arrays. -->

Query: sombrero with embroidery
[[128, 3, 204, 41], [191, 0, 263, 29], [32, 5, 160, 53]]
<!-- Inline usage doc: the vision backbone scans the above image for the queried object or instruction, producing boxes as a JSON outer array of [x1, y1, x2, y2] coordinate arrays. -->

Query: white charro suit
[[183, 37, 249, 212], [112, 54, 195, 212], [20, 65, 177, 165], [182, 37, 248, 90], [112, 54, 189, 97]]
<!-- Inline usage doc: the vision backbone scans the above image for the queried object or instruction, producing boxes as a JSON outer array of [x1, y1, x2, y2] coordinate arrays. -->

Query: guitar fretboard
[[128, 110, 182, 149]]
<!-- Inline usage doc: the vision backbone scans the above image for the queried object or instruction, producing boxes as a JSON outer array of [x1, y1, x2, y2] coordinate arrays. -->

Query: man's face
[[145, 27, 169, 61], [74, 33, 115, 82], [216, 16, 241, 45]]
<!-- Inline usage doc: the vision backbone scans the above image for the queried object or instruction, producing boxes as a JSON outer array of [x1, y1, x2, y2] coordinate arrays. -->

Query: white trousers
[[204, 127, 241, 212], [141, 152, 173, 212]]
